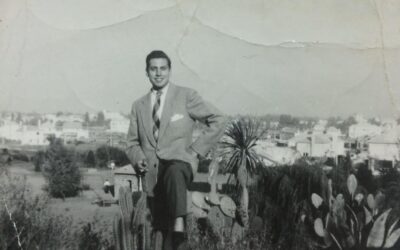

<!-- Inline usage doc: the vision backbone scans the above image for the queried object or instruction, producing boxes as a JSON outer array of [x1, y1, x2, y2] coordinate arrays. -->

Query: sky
[[1, 0, 400, 119]]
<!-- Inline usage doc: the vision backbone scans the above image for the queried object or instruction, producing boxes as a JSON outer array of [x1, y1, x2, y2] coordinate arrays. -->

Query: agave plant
[[311, 174, 400, 249], [219, 117, 267, 227]]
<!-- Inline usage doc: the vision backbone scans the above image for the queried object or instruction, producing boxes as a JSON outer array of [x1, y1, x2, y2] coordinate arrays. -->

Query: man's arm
[[186, 89, 227, 157], [125, 103, 146, 167]]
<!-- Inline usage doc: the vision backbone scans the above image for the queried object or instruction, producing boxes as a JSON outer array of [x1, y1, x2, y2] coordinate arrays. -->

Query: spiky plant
[[219, 117, 267, 227]]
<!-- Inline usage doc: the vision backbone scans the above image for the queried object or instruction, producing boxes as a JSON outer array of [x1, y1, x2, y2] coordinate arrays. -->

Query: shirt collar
[[151, 82, 170, 95]]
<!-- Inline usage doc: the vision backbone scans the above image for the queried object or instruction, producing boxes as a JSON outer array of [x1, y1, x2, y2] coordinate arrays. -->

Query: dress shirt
[[150, 83, 170, 119]]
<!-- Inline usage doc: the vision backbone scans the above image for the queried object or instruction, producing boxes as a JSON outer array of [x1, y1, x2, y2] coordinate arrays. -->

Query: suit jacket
[[126, 83, 227, 196]]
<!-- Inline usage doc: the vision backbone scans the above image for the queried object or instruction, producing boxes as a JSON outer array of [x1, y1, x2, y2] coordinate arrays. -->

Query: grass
[[5, 161, 119, 227]]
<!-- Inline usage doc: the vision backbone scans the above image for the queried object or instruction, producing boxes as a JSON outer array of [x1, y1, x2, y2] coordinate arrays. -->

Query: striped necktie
[[152, 90, 162, 141]]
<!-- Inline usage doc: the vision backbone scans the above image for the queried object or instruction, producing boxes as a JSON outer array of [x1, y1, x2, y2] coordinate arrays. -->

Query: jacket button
[[154, 164, 157, 168]]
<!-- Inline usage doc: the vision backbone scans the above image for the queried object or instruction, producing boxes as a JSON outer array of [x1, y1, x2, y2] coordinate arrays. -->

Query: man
[[126, 50, 226, 250]]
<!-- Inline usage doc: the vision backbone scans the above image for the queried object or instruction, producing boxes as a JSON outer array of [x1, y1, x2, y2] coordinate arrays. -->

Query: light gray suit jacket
[[126, 83, 226, 196]]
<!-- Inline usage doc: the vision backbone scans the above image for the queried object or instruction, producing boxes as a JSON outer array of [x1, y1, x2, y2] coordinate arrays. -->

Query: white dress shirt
[[150, 83, 170, 119]]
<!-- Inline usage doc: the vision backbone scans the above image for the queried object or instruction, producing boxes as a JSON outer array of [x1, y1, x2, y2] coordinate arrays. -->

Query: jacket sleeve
[[186, 89, 228, 157], [125, 102, 146, 165]]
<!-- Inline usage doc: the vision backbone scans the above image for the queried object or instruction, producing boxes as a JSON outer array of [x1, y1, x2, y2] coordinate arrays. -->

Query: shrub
[[43, 137, 82, 198], [95, 145, 130, 168], [259, 164, 328, 249], [33, 150, 46, 172], [76, 215, 115, 250], [85, 150, 96, 167], [0, 174, 76, 249], [12, 151, 30, 162], [356, 163, 377, 193]]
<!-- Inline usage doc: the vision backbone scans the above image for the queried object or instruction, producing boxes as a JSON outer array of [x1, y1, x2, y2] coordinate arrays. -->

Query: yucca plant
[[219, 117, 267, 227], [311, 174, 400, 250]]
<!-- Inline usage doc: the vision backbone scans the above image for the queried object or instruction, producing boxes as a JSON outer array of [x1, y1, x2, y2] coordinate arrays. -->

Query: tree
[[84, 112, 90, 126], [95, 145, 130, 168], [336, 116, 357, 133], [220, 117, 266, 227], [43, 136, 82, 198], [33, 150, 46, 172], [16, 112, 23, 123], [96, 112, 105, 126], [85, 150, 96, 167]]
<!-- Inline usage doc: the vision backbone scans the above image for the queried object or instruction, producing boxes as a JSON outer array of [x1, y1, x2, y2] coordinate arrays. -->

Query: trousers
[[152, 159, 193, 230]]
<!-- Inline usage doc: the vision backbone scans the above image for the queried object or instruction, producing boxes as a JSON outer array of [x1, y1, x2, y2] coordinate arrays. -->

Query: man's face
[[146, 58, 170, 90]]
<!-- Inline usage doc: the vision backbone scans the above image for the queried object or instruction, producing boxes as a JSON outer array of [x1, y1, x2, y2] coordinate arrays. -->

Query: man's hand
[[137, 159, 148, 174]]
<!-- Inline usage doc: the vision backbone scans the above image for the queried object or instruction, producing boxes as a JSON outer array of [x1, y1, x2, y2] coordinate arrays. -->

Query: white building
[[103, 110, 125, 121], [0, 121, 21, 141], [61, 121, 89, 141], [291, 133, 345, 158], [255, 140, 301, 166], [368, 128, 399, 163], [109, 117, 130, 134]]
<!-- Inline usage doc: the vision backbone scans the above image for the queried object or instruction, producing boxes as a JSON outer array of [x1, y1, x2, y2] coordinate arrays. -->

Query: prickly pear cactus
[[310, 174, 400, 249]]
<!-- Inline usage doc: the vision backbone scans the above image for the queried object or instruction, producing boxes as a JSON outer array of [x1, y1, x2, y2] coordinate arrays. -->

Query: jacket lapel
[[158, 84, 176, 140], [139, 93, 157, 147]]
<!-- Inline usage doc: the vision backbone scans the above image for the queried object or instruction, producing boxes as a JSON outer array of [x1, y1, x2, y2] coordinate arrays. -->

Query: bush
[[0, 174, 76, 249], [12, 151, 30, 162], [0, 172, 115, 249], [258, 164, 328, 249], [355, 163, 377, 193], [76, 215, 115, 250], [33, 150, 46, 172], [85, 150, 96, 167], [43, 137, 82, 198], [95, 145, 130, 168]]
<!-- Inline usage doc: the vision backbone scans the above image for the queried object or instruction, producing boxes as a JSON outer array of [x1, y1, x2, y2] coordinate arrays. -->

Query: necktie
[[152, 90, 162, 141]]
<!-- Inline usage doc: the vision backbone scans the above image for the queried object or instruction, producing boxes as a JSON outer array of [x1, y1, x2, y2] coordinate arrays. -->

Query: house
[[292, 134, 331, 158], [368, 128, 400, 169], [312, 120, 328, 134], [0, 121, 21, 142], [109, 117, 130, 134], [276, 127, 297, 146], [113, 164, 141, 199], [255, 141, 301, 166], [61, 121, 89, 142], [19, 125, 50, 145], [103, 110, 125, 121]]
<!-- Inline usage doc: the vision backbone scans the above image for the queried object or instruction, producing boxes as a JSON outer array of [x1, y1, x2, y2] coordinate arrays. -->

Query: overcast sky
[[1, 0, 400, 119]]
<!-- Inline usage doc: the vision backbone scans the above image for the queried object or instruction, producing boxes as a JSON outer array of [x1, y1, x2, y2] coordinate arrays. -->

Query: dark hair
[[146, 50, 171, 72]]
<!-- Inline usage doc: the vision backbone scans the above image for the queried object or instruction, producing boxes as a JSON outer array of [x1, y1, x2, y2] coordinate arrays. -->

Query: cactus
[[310, 174, 400, 249]]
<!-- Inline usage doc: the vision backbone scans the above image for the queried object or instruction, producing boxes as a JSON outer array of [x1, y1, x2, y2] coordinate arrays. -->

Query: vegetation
[[0, 173, 75, 249], [42, 136, 82, 198], [220, 117, 267, 228], [85, 150, 97, 167], [95, 145, 130, 168], [33, 150, 46, 172], [310, 174, 400, 249], [0, 171, 114, 250]]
